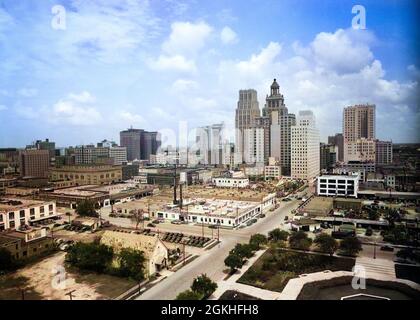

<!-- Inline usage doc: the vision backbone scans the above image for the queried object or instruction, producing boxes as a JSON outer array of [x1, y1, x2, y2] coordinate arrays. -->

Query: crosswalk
[[355, 257, 396, 278]]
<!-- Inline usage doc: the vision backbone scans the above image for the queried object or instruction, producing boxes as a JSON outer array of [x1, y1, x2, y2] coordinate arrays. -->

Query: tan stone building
[[50, 164, 122, 185], [19, 149, 50, 178], [100, 230, 168, 277]]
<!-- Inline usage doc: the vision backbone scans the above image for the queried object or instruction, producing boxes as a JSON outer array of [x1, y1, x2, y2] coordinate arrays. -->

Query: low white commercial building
[[0, 198, 57, 231], [212, 177, 249, 188], [317, 174, 359, 198], [154, 194, 276, 228]]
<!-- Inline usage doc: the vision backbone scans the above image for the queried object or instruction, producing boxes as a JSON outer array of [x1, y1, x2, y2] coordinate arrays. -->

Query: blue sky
[[0, 0, 419, 148]]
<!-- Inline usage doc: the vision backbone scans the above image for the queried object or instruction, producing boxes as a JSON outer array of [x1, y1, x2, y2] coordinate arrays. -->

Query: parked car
[[246, 221, 253, 226], [284, 216, 289, 221], [171, 220, 182, 225], [260, 214, 266, 218], [152, 219, 160, 224], [147, 223, 156, 228], [380, 245, 394, 252]]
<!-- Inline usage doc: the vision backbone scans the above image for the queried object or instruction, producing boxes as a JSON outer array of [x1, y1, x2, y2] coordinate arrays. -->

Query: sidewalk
[[211, 249, 283, 300]]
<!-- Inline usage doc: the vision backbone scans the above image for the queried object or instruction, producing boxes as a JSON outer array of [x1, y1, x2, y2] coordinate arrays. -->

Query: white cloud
[[68, 91, 96, 103], [119, 111, 144, 125], [149, 54, 196, 73], [220, 26, 238, 45], [310, 28, 374, 74], [215, 30, 418, 142], [162, 21, 213, 56], [17, 88, 38, 97], [171, 79, 198, 92]]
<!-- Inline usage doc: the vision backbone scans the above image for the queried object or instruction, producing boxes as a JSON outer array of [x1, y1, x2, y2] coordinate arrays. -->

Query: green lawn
[[238, 248, 355, 292]]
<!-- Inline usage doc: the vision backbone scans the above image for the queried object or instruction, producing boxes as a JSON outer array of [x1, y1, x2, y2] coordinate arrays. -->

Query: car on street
[[171, 220, 182, 225], [152, 219, 160, 224], [260, 214, 266, 218], [147, 223, 156, 228], [284, 216, 289, 221], [246, 221, 253, 226]]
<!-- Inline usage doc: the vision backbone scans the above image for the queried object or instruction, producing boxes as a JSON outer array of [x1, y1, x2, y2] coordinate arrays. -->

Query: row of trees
[[65, 242, 146, 281], [176, 274, 218, 300], [223, 228, 363, 273], [224, 234, 269, 272]]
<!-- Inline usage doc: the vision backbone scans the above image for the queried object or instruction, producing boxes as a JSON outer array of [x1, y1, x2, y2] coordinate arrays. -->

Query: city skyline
[[0, 0, 419, 147]]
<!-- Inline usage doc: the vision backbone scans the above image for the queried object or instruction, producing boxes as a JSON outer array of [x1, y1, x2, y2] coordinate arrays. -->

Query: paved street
[[136, 198, 301, 300]]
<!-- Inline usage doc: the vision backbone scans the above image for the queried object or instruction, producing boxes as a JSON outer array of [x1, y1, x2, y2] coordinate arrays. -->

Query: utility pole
[[65, 290, 76, 300]]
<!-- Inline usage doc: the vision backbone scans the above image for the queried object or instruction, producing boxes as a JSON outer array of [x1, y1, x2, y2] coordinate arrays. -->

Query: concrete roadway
[[136, 199, 301, 300]]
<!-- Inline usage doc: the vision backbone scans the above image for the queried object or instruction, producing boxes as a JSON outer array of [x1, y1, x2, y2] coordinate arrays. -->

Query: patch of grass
[[238, 249, 355, 292]]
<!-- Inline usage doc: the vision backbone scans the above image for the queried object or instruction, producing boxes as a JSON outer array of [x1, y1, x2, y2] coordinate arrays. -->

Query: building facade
[[50, 165, 122, 185], [235, 89, 260, 162], [328, 133, 344, 162], [317, 174, 359, 198], [19, 149, 50, 178], [291, 111, 320, 181], [0, 198, 57, 231], [120, 128, 143, 161], [376, 140, 393, 165], [343, 104, 376, 163], [263, 79, 296, 175]]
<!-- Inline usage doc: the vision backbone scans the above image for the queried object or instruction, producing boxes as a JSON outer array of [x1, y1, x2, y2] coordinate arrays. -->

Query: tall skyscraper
[[291, 111, 320, 181], [263, 79, 296, 175], [244, 127, 265, 165], [235, 89, 260, 161], [328, 133, 344, 162], [343, 104, 376, 163], [141, 131, 161, 161], [19, 149, 50, 178], [343, 104, 376, 141], [196, 123, 228, 165], [120, 128, 143, 161]]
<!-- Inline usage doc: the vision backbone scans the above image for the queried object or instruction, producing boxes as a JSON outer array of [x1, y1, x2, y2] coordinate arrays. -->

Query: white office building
[[109, 146, 127, 165], [212, 177, 249, 188], [243, 127, 265, 165], [317, 174, 359, 198], [291, 111, 320, 181]]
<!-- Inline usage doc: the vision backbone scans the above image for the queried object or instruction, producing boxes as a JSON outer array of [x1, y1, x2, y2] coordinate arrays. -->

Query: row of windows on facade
[[56, 173, 117, 179], [2, 204, 54, 221]]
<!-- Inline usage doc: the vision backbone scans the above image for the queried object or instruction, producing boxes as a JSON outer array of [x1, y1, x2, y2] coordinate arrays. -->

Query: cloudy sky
[[0, 0, 419, 148]]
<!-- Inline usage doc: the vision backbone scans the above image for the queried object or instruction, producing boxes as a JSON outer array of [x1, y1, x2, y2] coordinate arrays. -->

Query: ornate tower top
[[270, 78, 280, 95]]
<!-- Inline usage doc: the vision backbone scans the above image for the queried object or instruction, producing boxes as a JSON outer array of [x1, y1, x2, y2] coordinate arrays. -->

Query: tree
[[75, 200, 98, 217], [0, 248, 16, 274], [268, 228, 289, 242], [176, 290, 202, 300], [249, 234, 268, 250], [117, 248, 146, 281], [230, 243, 254, 260], [130, 209, 144, 230], [339, 237, 362, 256], [66, 242, 113, 272], [314, 234, 338, 255], [191, 274, 217, 299], [224, 253, 243, 272], [289, 231, 313, 251]]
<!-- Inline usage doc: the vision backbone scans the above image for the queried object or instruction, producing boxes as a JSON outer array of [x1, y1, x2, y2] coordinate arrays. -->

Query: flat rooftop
[[52, 185, 103, 197], [0, 198, 50, 212], [163, 198, 258, 218]]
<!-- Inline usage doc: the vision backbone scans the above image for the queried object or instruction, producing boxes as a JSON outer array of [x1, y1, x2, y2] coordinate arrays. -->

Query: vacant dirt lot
[[0, 252, 136, 300]]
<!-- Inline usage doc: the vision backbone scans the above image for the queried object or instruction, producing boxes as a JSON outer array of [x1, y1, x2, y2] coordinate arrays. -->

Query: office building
[[74, 145, 110, 165], [120, 128, 143, 161], [50, 164, 122, 185], [320, 143, 338, 171], [243, 127, 265, 165], [291, 111, 320, 181], [263, 79, 296, 175], [376, 140, 393, 165], [235, 89, 260, 161], [317, 173, 359, 198], [196, 123, 228, 165], [328, 133, 344, 162], [19, 150, 50, 178], [343, 104, 376, 163], [109, 146, 128, 165]]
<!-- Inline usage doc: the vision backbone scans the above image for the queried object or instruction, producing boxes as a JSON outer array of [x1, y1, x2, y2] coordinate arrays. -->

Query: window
[[49, 204, 53, 211], [40, 206, 45, 213], [9, 212, 15, 220], [20, 210, 25, 218], [30, 208, 35, 216]]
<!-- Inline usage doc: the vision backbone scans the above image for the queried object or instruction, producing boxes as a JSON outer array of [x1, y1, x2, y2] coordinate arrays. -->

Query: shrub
[[339, 237, 362, 256], [191, 274, 217, 299], [176, 290, 203, 300], [268, 229, 289, 242], [66, 242, 113, 273], [314, 234, 338, 255]]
